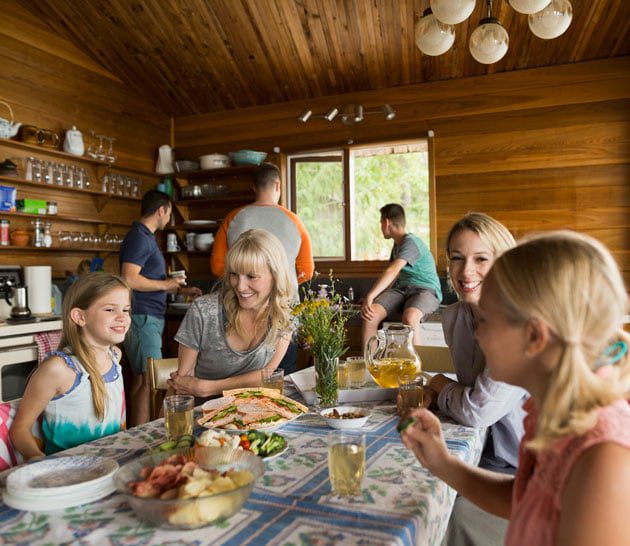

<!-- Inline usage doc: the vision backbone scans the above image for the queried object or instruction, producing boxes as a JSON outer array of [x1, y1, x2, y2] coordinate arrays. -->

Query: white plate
[[7, 455, 118, 496], [3, 480, 116, 511], [320, 406, 371, 430], [183, 220, 218, 227]]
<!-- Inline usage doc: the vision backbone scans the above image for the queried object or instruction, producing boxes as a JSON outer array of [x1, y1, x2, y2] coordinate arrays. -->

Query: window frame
[[287, 137, 436, 277]]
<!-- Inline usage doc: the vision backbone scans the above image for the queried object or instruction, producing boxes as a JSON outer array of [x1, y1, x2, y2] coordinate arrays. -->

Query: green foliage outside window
[[294, 150, 429, 260]]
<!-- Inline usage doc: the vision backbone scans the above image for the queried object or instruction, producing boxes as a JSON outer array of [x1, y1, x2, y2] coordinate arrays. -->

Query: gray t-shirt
[[174, 292, 275, 380], [438, 301, 527, 469]]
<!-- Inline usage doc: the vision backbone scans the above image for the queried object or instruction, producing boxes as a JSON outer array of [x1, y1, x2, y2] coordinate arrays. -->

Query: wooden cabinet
[[0, 137, 158, 277], [165, 165, 257, 280]]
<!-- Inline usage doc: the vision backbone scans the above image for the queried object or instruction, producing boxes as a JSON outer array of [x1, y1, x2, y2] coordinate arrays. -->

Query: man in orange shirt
[[211, 163, 314, 290]]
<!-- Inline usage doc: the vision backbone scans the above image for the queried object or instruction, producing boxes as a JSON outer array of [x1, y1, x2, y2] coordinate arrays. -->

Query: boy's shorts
[[374, 286, 440, 319], [123, 314, 165, 375]]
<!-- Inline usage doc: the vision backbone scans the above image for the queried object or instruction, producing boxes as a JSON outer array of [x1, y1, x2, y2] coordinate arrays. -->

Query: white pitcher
[[63, 126, 84, 156], [155, 144, 174, 174]]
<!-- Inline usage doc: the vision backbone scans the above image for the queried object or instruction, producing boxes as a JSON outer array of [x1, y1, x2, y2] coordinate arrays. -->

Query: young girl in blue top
[[11, 273, 131, 460]]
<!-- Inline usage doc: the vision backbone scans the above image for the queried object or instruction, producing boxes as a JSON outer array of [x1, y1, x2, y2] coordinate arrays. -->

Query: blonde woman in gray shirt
[[168, 230, 295, 399], [427, 213, 528, 546]]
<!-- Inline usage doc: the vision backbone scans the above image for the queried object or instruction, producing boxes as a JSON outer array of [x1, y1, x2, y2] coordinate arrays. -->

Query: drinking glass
[[261, 368, 284, 394], [87, 130, 99, 159], [397, 374, 426, 416], [96, 135, 107, 161], [105, 137, 117, 163], [163, 395, 194, 440], [337, 360, 348, 389], [328, 431, 366, 496], [32, 158, 42, 183], [345, 356, 366, 388]]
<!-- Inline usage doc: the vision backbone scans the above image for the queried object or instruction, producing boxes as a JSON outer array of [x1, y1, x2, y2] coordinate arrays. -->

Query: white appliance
[[0, 320, 62, 402]]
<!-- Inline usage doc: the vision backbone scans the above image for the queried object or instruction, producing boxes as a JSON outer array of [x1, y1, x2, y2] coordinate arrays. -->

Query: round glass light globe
[[528, 0, 573, 39], [508, 0, 551, 14], [415, 12, 455, 56], [430, 0, 476, 25], [469, 19, 509, 64]]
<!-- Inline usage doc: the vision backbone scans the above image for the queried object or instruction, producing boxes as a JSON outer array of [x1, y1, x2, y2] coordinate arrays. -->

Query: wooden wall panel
[[0, 2, 169, 173], [174, 58, 630, 287], [0, 1, 169, 278]]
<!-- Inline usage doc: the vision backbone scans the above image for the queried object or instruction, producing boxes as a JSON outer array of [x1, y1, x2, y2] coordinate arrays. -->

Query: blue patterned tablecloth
[[0, 382, 486, 546]]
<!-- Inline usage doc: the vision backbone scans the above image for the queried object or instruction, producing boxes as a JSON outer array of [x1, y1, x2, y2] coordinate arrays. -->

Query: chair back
[[413, 345, 455, 373], [147, 357, 178, 420]]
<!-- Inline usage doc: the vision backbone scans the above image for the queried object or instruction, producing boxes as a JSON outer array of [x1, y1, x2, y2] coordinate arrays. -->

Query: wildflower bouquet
[[292, 274, 355, 407]]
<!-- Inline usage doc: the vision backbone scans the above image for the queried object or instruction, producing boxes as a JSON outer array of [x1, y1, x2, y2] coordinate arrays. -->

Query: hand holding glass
[[261, 368, 284, 394], [163, 395, 194, 439]]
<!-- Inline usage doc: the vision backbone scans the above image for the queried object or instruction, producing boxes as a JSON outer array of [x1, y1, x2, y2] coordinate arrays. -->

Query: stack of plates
[[3, 455, 119, 511]]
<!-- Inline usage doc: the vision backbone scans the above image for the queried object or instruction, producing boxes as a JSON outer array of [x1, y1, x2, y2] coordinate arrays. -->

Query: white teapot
[[0, 100, 21, 139], [63, 126, 84, 156]]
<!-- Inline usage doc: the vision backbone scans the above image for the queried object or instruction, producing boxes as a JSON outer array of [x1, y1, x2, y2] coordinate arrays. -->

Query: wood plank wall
[[174, 57, 630, 286], [0, 1, 170, 277]]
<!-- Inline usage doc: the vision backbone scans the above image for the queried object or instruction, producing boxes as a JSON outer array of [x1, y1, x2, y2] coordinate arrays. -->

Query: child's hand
[[399, 408, 451, 473]]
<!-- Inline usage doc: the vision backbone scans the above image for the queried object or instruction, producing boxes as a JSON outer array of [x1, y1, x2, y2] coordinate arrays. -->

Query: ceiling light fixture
[[297, 104, 396, 125], [415, 0, 573, 64], [469, 1, 509, 64]]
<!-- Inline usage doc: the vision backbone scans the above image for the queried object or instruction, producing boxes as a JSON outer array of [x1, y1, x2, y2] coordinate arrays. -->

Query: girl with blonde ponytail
[[400, 231, 630, 546], [11, 273, 131, 460]]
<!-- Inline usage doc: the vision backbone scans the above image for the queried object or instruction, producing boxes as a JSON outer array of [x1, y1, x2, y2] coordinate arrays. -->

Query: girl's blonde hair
[[60, 273, 131, 420], [222, 229, 295, 344], [491, 230, 630, 451], [446, 212, 516, 257]]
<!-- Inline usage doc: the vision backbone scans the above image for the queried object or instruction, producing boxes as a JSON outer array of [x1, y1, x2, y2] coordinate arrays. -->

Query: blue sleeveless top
[[42, 348, 126, 455]]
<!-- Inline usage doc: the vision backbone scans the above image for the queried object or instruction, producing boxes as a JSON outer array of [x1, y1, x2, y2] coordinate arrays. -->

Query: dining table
[[0, 375, 487, 546]]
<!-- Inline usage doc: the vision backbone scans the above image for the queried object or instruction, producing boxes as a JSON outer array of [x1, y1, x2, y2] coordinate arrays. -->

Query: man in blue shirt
[[361, 203, 442, 349], [120, 190, 201, 425]]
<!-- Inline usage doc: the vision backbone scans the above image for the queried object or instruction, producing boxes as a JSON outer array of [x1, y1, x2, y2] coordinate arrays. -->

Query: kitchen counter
[[0, 318, 62, 339]]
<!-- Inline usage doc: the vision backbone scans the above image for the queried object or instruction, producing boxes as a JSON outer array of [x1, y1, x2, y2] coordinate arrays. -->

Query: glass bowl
[[113, 446, 264, 529]]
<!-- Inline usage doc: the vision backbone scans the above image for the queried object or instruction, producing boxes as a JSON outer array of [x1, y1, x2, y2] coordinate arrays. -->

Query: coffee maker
[[0, 266, 31, 321]]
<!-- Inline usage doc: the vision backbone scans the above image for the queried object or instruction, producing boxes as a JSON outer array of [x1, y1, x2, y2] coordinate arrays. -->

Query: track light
[[298, 109, 312, 123], [297, 104, 396, 124], [324, 107, 339, 121]]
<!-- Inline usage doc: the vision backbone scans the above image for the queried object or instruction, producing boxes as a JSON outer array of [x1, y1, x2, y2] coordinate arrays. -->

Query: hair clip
[[593, 340, 628, 370]]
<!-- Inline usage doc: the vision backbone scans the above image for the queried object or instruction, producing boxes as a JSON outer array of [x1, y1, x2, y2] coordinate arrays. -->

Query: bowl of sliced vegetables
[[197, 429, 288, 460]]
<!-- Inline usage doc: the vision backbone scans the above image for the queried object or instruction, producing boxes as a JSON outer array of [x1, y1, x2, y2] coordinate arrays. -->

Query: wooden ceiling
[[20, 0, 630, 116]]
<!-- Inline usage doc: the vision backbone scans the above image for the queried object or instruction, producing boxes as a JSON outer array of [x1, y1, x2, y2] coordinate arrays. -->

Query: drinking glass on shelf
[[117, 176, 125, 196], [105, 137, 117, 163], [63, 165, 73, 187], [70, 231, 82, 247], [96, 135, 107, 161], [87, 130, 99, 159], [32, 159, 42, 183], [132, 179, 140, 198], [53, 163, 63, 186], [109, 173, 118, 194], [328, 431, 366, 496]]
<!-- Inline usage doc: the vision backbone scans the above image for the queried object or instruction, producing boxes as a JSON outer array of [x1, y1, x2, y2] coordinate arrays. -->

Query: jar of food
[[0, 219, 9, 246], [31, 218, 45, 247], [43, 221, 52, 248], [46, 201, 57, 215]]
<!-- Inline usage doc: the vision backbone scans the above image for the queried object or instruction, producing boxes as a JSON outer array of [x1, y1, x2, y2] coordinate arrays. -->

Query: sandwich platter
[[198, 388, 309, 431]]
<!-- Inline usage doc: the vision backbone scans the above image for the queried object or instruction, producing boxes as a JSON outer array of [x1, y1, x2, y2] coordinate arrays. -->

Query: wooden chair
[[147, 357, 178, 421], [414, 345, 455, 374]]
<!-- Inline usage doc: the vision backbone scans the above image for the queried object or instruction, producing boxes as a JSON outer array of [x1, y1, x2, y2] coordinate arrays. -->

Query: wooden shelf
[[0, 245, 119, 253], [0, 176, 141, 201], [172, 165, 257, 180], [166, 224, 220, 232], [0, 209, 130, 227], [0, 138, 158, 178], [180, 193, 251, 205]]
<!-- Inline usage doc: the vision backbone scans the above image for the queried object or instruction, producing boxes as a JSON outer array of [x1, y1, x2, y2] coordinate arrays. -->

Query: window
[[289, 141, 430, 265]]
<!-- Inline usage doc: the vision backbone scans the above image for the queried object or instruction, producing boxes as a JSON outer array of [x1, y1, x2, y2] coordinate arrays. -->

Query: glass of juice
[[397, 374, 426, 416], [163, 395, 194, 439], [337, 360, 348, 389], [328, 431, 366, 496], [345, 356, 366, 388], [261, 368, 284, 394]]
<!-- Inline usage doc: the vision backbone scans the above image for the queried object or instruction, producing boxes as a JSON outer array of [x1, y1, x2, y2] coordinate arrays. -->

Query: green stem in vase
[[315, 355, 339, 408]]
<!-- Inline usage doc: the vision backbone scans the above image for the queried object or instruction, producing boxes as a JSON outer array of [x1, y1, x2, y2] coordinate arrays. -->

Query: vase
[[314, 355, 339, 409]]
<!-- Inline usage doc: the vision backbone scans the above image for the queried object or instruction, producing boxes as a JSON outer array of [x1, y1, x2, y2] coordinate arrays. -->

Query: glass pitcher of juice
[[364, 323, 422, 388]]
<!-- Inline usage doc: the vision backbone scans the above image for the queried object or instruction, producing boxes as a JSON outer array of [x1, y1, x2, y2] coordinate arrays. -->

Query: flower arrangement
[[292, 273, 356, 407]]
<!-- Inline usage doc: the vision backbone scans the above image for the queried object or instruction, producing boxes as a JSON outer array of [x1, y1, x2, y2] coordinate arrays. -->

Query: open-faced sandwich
[[198, 387, 309, 430]]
